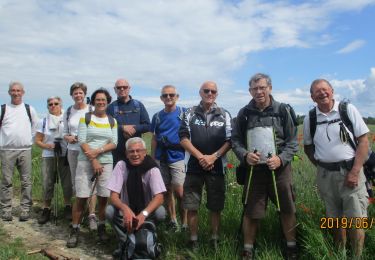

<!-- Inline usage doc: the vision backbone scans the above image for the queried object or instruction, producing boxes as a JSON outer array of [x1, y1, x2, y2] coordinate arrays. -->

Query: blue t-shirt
[[151, 106, 185, 163]]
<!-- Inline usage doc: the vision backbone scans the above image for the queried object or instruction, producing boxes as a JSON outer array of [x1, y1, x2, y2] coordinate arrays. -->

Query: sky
[[1, 0, 375, 117]]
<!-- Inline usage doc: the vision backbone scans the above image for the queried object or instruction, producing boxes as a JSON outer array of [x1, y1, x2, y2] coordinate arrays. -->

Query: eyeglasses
[[202, 89, 217, 94], [48, 103, 60, 107], [127, 148, 146, 154], [249, 86, 268, 92], [161, 93, 176, 98], [116, 85, 129, 90]]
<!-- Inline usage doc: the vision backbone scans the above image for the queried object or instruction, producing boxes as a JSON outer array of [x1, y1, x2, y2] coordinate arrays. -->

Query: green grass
[[2, 131, 375, 259]]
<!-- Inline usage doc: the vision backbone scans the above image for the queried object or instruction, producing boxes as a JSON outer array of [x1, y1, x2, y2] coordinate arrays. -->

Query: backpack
[[235, 103, 298, 185], [154, 106, 184, 128], [84, 112, 115, 129], [309, 101, 375, 196], [66, 105, 93, 134], [114, 99, 141, 115], [0, 104, 32, 128], [120, 221, 161, 260]]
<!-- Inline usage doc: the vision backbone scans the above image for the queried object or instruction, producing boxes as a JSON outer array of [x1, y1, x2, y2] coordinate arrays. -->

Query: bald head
[[115, 79, 130, 87], [114, 78, 131, 101], [200, 81, 217, 92]]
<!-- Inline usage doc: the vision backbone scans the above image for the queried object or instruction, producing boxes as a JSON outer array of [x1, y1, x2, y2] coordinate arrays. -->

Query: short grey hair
[[161, 85, 177, 94], [9, 81, 24, 91], [249, 73, 272, 88], [125, 137, 146, 150], [310, 79, 333, 94], [47, 96, 63, 108]]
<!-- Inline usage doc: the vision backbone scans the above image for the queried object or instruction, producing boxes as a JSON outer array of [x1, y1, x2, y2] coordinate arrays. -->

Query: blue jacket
[[107, 96, 150, 161]]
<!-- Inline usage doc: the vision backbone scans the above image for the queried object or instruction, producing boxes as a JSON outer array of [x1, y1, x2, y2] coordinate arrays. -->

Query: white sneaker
[[88, 214, 98, 231]]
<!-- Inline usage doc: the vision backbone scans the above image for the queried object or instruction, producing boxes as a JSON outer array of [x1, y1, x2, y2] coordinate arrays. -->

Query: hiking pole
[[236, 149, 257, 251], [53, 140, 62, 225], [81, 173, 99, 225], [268, 152, 280, 212], [53, 150, 59, 225]]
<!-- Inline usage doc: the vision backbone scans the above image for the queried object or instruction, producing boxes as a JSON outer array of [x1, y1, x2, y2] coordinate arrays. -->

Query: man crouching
[[105, 137, 166, 257]]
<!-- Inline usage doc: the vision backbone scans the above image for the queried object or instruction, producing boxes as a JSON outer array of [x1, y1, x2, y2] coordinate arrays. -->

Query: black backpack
[[235, 102, 298, 185], [120, 221, 161, 260], [309, 101, 375, 196], [0, 104, 32, 127], [84, 112, 115, 129]]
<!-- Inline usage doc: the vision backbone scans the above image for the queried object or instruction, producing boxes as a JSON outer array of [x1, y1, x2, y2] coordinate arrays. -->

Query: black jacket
[[179, 103, 232, 174]]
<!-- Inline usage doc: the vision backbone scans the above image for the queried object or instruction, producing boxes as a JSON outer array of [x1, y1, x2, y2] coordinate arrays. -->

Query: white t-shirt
[[0, 103, 39, 150], [37, 114, 68, 158], [303, 101, 369, 162], [63, 105, 90, 151]]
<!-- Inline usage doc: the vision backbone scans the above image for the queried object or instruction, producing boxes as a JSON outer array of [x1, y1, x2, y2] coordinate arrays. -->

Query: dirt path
[[1, 199, 114, 260]]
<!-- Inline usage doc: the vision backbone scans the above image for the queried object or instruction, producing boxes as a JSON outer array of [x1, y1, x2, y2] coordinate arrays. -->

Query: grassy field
[[1, 129, 375, 259]]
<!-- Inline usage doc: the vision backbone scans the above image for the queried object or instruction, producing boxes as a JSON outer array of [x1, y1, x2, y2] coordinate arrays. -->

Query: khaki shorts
[[158, 160, 185, 187], [244, 164, 296, 218], [75, 160, 112, 198], [316, 166, 368, 218], [183, 173, 225, 212]]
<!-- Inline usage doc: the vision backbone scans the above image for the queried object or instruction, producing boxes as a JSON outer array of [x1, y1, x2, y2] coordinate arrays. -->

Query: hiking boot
[[242, 249, 254, 260], [88, 214, 98, 231], [98, 223, 109, 242], [2, 211, 12, 221], [167, 220, 179, 232], [38, 208, 51, 224], [19, 210, 30, 222], [66, 227, 80, 248], [181, 224, 188, 232], [112, 248, 122, 258], [187, 240, 199, 253], [286, 245, 298, 260], [64, 205, 72, 221]]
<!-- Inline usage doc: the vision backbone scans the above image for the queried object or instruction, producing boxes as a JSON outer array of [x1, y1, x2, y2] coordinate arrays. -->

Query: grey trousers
[[105, 204, 166, 244], [42, 157, 72, 201], [0, 150, 32, 212]]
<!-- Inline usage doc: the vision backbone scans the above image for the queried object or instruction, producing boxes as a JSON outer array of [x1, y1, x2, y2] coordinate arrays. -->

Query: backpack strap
[[0, 104, 6, 128], [0, 104, 32, 128], [42, 117, 47, 133], [85, 112, 92, 127], [66, 106, 72, 122], [85, 112, 115, 129], [24, 104, 32, 124], [309, 107, 317, 139], [338, 101, 357, 150], [107, 115, 115, 129]]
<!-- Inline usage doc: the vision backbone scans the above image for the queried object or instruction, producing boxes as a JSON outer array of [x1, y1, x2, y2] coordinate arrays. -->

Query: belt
[[317, 158, 355, 171]]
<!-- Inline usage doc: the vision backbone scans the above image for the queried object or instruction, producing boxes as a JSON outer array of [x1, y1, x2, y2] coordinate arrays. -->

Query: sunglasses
[[161, 93, 176, 98], [48, 103, 60, 107], [203, 89, 217, 94], [116, 85, 129, 90], [127, 148, 146, 154]]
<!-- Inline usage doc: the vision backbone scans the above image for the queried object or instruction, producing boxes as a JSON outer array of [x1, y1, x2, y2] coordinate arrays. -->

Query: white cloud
[[336, 40, 366, 54], [0, 0, 374, 116]]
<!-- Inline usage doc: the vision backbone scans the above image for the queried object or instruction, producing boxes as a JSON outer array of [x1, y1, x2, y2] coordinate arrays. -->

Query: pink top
[[107, 160, 166, 205]]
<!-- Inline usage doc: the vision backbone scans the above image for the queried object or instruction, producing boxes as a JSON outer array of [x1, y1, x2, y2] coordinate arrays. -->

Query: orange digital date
[[320, 217, 374, 229]]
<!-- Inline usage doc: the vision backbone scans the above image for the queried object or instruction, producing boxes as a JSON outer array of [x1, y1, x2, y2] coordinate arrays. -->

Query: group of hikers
[[0, 73, 371, 259]]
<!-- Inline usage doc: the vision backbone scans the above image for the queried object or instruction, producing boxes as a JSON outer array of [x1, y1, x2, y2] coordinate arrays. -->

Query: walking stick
[[236, 149, 257, 250], [268, 152, 280, 212], [81, 173, 99, 225], [53, 147, 60, 225]]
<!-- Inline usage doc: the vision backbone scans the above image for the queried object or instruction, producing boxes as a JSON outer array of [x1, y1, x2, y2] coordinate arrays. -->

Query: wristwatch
[[214, 152, 221, 159], [142, 210, 149, 217]]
